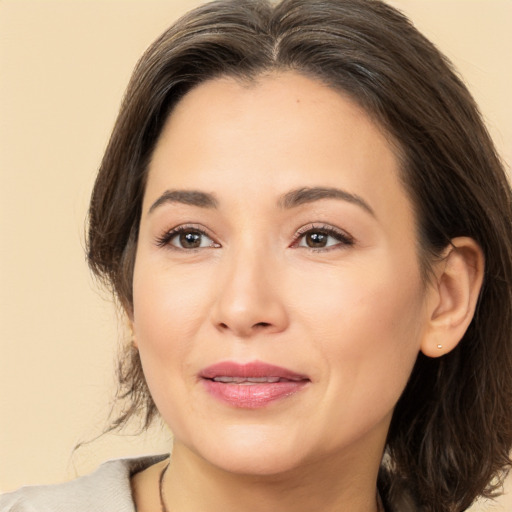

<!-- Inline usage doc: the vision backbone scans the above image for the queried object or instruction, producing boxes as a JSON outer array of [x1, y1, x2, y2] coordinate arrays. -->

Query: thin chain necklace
[[159, 461, 170, 512], [158, 461, 385, 512]]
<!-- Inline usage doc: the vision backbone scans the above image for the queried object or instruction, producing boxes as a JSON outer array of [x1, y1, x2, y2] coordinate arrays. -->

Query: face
[[132, 72, 430, 476]]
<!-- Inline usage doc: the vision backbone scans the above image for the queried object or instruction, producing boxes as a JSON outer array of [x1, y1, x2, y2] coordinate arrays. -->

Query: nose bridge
[[212, 234, 288, 337]]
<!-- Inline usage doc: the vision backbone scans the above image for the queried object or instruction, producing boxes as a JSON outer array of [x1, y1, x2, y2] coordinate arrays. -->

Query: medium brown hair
[[87, 1, 512, 510]]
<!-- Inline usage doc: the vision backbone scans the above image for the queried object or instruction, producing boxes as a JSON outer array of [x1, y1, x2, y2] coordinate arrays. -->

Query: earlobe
[[420, 237, 484, 358], [127, 319, 138, 349]]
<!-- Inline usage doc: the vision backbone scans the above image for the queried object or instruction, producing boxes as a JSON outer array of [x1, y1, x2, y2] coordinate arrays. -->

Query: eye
[[294, 225, 354, 250], [156, 226, 219, 250], [172, 230, 211, 249]]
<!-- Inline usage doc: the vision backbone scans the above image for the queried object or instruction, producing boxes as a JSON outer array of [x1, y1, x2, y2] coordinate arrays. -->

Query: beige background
[[1, 1, 511, 509]]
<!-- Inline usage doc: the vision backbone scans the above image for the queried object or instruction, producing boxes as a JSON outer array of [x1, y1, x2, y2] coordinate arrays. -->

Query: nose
[[210, 248, 289, 338]]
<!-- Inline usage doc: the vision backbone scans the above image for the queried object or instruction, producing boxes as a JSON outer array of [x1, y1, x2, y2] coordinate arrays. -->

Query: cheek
[[130, 265, 201, 432], [294, 256, 424, 342], [291, 262, 424, 449], [291, 256, 425, 399], [132, 260, 211, 347], [131, 260, 211, 407]]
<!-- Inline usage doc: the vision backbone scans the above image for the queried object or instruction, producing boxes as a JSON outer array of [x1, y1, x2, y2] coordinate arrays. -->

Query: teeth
[[247, 377, 281, 383], [212, 376, 282, 383], [213, 377, 244, 383]]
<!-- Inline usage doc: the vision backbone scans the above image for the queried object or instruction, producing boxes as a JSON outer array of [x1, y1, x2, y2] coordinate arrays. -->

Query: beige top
[[0, 455, 413, 512], [0, 455, 166, 512]]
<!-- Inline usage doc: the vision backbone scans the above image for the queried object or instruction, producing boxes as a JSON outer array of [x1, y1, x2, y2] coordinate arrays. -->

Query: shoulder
[[0, 454, 168, 512]]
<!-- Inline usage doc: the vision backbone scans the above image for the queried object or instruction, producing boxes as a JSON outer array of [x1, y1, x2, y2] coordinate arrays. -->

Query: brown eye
[[156, 225, 220, 251], [178, 231, 203, 248], [296, 227, 354, 250], [305, 232, 328, 248], [164, 229, 218, 249]]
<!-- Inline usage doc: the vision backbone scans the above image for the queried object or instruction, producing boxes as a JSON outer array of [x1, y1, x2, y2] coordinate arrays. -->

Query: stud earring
[[437, 344, 443, 350]]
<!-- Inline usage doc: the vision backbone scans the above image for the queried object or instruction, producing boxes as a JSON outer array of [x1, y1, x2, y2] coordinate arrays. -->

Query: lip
[[199, 361, 310, 409]]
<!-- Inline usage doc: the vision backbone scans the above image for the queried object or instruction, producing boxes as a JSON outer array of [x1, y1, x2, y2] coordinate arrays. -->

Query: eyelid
[[155, 223, 220, 249], [291, 223, 355, 250]]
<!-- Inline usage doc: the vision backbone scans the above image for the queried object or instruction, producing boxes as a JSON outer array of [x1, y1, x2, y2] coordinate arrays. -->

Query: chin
[[206, 448, 306, 477], [182, 423, 311, 477]]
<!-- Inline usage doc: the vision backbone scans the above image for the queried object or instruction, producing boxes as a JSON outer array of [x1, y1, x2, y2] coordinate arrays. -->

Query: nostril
[[216, 320, 274, 334]]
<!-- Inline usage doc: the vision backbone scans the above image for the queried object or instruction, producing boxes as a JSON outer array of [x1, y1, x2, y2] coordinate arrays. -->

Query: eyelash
[[155, 223, 355, 252], [155, 224, 218, 250], [291, 224, 355, 252]]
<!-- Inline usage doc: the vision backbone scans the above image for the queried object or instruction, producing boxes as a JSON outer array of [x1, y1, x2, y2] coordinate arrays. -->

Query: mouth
[[199, 361, 310, 409], [210, 376, 297, 384]]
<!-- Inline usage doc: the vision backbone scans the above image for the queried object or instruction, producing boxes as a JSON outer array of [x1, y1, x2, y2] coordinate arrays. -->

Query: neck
[[163, 442, 384, 512]]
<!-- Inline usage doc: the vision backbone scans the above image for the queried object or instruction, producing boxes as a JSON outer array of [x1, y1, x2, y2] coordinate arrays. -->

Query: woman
[[2, 0, 511, 511]]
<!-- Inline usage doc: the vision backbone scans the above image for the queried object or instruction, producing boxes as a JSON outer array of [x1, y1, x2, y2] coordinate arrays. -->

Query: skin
[[129, 72, 484, 512]]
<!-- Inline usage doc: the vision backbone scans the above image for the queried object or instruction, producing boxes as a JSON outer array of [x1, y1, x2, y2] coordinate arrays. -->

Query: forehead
[[145, 71, 413, 230], [159, 72, 393, 160]]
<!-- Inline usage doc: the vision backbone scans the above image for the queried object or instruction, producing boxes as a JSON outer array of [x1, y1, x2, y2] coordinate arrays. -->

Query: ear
[[421, 237, 484, 358], [127, 318, 138, 349]]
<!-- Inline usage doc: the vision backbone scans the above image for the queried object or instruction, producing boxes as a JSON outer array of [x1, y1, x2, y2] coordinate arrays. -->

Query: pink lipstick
[[200, 361, 309, 409]]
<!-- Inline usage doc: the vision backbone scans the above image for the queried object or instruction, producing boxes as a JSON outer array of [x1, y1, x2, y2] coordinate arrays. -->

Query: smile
[[200, 361, 310, 408]]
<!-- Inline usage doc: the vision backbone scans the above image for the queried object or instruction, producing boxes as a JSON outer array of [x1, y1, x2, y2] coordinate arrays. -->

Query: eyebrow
[[278, 187, 375, 216], [148, 190, 218, 213], [148, 186, 374, 216]]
